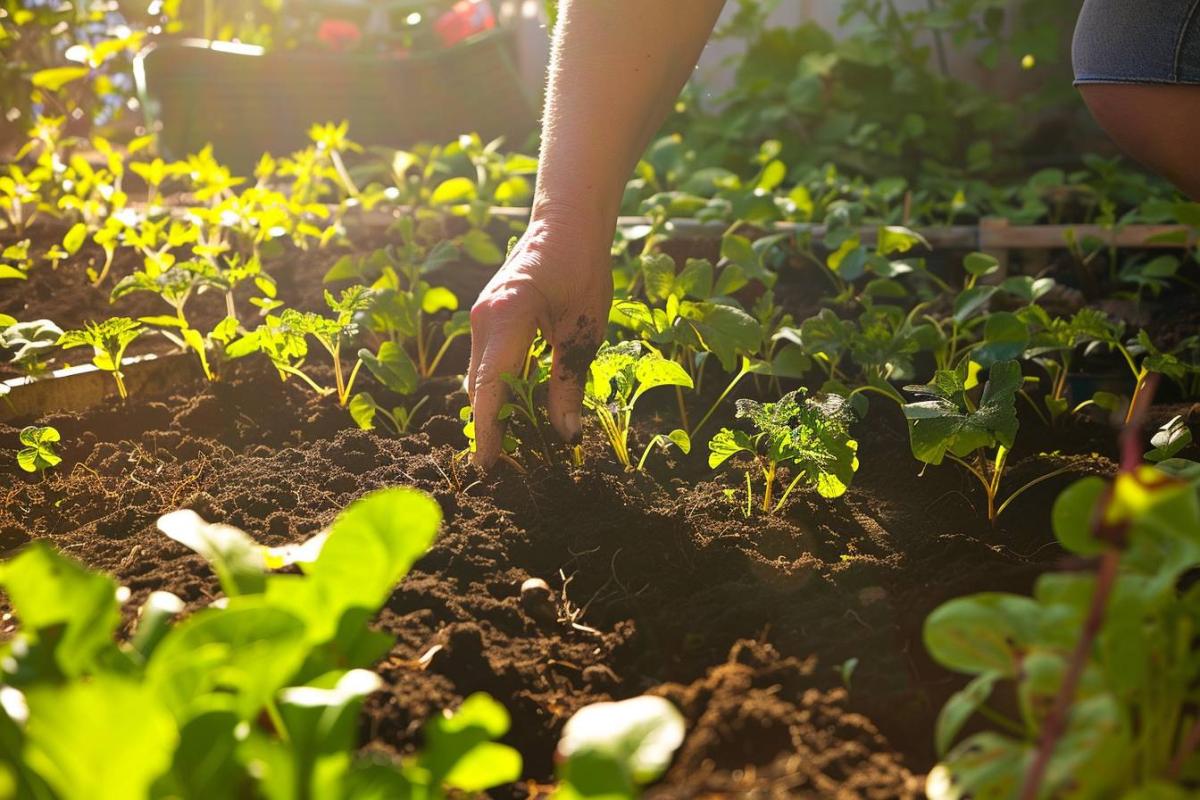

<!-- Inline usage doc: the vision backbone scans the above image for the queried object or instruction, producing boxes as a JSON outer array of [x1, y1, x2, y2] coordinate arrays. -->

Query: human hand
[[467, 215, 613, 468]]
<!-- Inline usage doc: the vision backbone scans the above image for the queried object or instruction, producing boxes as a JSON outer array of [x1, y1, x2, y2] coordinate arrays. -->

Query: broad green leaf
[[157, 510, 266, 596], [640, 253, 677, 303], [0, 543, 120, 679], [707, 427, 755, 468], [556, 695, 685, 790], [420, 694, 522, 792], [349, 392, 378, 430], [666, 429, 691, 455], [461, 229, 502, 265], [429, 177, 476, 205], [1052, 476, 1107, 556], [421, 286, 458, 315], [924, 593, 1042, 676], [963, 252, 1000, 278], [973, 312, 1029, 367], [165, 711, 243, 800], [953, 286, 996, 323], [678, 301, 761, 373], [359, 342, 419, 395], [147, 600, 309, 721], [632, 355, 693, 402], [23, 678, 176, 800], [302, 487, 440, 621], [876, 225, 928, 257]]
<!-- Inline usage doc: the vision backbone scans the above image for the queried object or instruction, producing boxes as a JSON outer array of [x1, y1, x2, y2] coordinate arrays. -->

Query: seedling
[[16, 425, 61, 474], [1146, 416, 1192, 463], [500, 337, 555, 462], [709, 389, 859, 512], [902, 360, 1076, 523], [583, 341, 693, 470], [57, 317, 143, 400], [229, 287, 373, 405], [925, 466, 1200, 797], [1, 319, 62, 375]]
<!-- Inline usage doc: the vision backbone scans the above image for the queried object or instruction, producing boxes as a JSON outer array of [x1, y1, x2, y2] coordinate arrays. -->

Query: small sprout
[[17, 425, 61, 474], [58, 317, 144, 400], [584, 341, 694, 470]]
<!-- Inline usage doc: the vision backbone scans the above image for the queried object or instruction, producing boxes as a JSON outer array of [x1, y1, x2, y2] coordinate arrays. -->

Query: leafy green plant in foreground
[[0, 487, 523, 798], [56, 317, 143, 400], [902, 360, 1077, 524], [584, 341, 694, 471], [924, 463, 1200, 799], [708, 389, 859, 513], [15, 425, 61, 474]]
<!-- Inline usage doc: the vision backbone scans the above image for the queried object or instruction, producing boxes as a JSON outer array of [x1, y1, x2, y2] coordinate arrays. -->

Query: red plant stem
[[1019, 373, 1158, 800], [1019, 547, 1119, 800], [1168, 717, 1200, 779]]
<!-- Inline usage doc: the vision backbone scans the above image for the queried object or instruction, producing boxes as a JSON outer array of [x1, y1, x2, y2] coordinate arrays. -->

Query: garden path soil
[[5, 226, 1193, 797]]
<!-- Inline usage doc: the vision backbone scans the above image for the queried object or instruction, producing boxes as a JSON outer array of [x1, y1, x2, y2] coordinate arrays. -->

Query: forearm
[[532, 0, 726, 232]]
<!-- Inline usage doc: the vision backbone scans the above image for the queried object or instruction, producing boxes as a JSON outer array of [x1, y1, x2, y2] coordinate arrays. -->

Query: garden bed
[[7, 221, 1191, 796]]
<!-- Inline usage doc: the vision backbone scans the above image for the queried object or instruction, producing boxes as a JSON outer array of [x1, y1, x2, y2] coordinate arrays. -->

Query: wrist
[[524, 198, 617, 260]]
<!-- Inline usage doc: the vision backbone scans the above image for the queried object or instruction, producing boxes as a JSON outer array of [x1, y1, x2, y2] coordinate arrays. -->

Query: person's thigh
[[1078, 84, 1200, 199], [1073, 0, 1200, 198]]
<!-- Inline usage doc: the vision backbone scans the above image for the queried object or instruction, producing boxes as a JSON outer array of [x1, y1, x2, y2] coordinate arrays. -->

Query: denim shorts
[[1073, 0, 1200, 85]]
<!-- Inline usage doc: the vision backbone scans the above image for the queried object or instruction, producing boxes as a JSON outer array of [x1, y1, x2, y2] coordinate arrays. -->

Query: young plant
[[1, 318, 63, 375], [16, 425, 61, 474], [57, 317, 144, 400], [708, 389, 859, 513], [583, 341, 694, 470], [0, 487, 522, 798], [500, 337, 556, 463], [350, 340, 427, 434], [925, 465, 1200, 798], [902, 360, 1077, 523], [229, 287, 373, 405]]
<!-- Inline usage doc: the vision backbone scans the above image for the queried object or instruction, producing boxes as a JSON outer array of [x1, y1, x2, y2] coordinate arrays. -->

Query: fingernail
[[564, 412, 582, 445]]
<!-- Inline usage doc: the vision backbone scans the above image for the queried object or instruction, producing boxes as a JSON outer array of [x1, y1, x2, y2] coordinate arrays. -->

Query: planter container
[[134, 30, 537, 170]]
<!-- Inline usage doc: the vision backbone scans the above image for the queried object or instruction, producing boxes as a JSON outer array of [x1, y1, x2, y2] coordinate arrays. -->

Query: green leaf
[[156, 510, 266, 596], [349, 392, 379, 430], [1051, 475, 1106, 556], [420, 286, 458, 315], [62, 223, 87, 256], [147, 600, 309, 721], [876, 225, 928, 257], [973, 312, 1029, 367], [460, 229, 503, 265], [419, 693, 522, 792], [0, 542, 120, 679], [679, 301, 762, 372], [953, 286, 996, 323], [935, 672, 999, 756], [556, 695, 685, 792], [923, 593, 1041, 677], [707, 427, 756, 469], [23, 678, 176, 800], [430, 177, 476, 205], [359, 342, 419, 396], [927, 733, 1029, 800], [640, 253, 676, 303], [632, 354, 693, 402], [666, 429, 691, 455], [963, 252, 1000, 277]]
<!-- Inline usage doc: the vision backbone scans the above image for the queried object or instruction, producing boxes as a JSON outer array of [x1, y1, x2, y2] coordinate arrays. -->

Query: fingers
[[547, 314, 603, 445], [469, 296, 537, 469]]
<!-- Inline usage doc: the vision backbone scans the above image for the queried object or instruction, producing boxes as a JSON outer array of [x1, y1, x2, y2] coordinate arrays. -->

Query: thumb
[[547, 318, 601, 445]]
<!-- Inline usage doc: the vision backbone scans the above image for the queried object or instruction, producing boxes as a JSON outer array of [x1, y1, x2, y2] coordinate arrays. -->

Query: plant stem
[[1169, 717, 1200, 779], [1019, 547, 1119, 800], [635, 434, 665, 472], [691, 361, 750, 439], [994, 464, 1079, 519], [674, 383, 690, 432], [773, 470, 807, 513]]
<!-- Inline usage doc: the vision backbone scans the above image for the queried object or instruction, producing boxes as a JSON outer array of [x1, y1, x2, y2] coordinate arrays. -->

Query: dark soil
[[3, 224, 1193, 797]]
